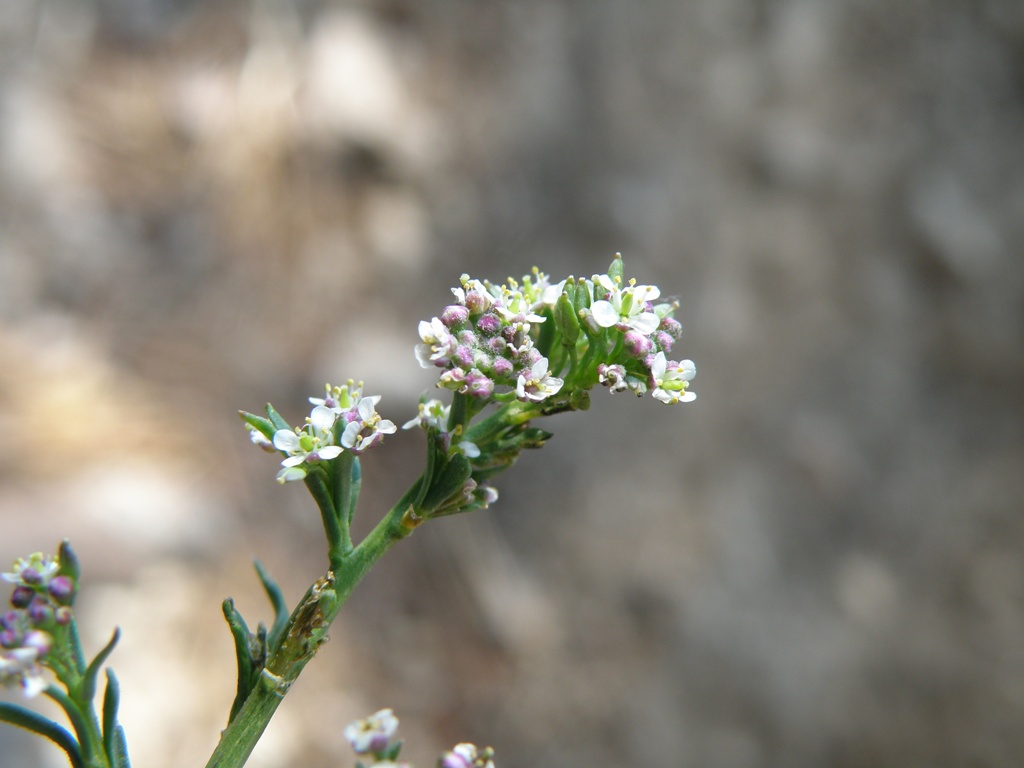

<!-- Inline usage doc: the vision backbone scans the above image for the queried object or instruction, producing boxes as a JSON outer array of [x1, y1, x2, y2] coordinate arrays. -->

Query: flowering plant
[[1, 254, 695, 767]]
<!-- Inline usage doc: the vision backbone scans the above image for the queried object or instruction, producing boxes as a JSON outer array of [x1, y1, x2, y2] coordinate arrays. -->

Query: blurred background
[[2, 1, 1023, 766]]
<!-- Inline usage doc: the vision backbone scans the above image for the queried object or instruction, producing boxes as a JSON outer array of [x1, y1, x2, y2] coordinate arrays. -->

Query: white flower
[[441, 743, 496, 768], [341, 396, 398, 454], [515, 357, 564, 403], [2, 553, 60, 586], [344, 708, 399, 754], [248, 426, 276, 452], [493, 286, 546, 326], [590, 274, 661, 335], [415, 317, 457, 369], [0, 647, 47, 697], [650, 352, 696, 404], [402, 399, 449, 431], [272, 405, 343, 482], [309, 380, 363, 413], [457, 440, 481, 458]]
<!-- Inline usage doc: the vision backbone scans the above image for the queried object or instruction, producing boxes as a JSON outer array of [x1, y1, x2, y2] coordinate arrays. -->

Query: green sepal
[[102, 668, 127, 767], [254, 561, 289, 652], [264, 403, 291, 433], [81, 628, 120, 705], [239, 411, 277, 443], [57, 539, 82, 587], [554, 293, 581, 346], [421, 453, 473, 513], [382, 739, 404, 762], [534, 305, 556, 357], [573, 276, 591, 313], [607, 252, 624, 282], [0, 701, 84, 768]]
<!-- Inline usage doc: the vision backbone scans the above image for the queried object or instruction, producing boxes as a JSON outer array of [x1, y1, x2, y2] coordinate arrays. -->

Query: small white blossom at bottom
[[0, 647, 48, 697], [344, 708, 399, 754], [650, 352, 696, 404], [515, 357, 563, 403], [439, 743, 496, 768]]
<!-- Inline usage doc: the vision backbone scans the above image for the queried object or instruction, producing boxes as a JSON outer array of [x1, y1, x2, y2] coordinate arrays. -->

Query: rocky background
[[2, 1, 1023, 767]]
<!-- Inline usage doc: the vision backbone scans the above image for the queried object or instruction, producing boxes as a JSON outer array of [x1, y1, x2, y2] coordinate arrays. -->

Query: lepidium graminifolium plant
[[1, 254, 696, 768]]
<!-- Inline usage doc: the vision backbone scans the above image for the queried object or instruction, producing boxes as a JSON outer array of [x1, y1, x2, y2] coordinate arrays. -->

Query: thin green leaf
[[0, 701, 84, 768], [111, 725, 132, 768], [81, 628, 120, 705], [254, 561, 288, 651], [103, 668, 121, 765], [238, 411, 276, 442], [222, 599, 256, 724], [264, 403, 291, 432], [42, 687, 91, 759]]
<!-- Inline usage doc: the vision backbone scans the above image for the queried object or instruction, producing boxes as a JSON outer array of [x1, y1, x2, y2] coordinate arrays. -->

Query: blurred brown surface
[[2, 1, 1023, 767]]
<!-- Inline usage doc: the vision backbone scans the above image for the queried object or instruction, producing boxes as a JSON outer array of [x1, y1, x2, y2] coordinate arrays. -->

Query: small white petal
[[590, 300, 619, 328], [273, 430, 301, 452], [630, 312, 661, 335]]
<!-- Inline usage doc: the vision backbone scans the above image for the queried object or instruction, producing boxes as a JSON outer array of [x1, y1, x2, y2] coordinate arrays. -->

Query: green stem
[[203, 482, 422, 768]]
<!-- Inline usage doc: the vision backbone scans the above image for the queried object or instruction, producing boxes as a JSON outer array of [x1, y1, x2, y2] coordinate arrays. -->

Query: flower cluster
[[261, 381, 397, 483], [1, 552, 75, 697], [416, 271, 564, 404], [416, 256, 696, 408], [343, 709, 495, 768]]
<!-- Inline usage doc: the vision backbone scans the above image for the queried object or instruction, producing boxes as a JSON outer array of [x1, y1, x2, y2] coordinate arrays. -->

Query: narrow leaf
[[254, 562, 288, 651], [222, 599, 256, 724], [42, 687, 91, 758], [102, 668, 121, 765], [111, 724, 132, 768], [239, 411, 276, 442], [264, 403, 291, 432], [81, 628, 120, 705], [0, 702, 84, 768]]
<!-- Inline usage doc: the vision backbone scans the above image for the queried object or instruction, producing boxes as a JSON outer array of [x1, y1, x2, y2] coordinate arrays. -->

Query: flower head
[[344, 708, 400, 755], [2, 553, 60, 588], [416, 318, 458, 369], [439, 743, 496, 768], [515, 357, 563, 403], [590, 274, 661, 335], [272, 405, 343, 483], [340, 396, 398, 454], [650, 352, 696, 404], [0, 646, 48, 697]]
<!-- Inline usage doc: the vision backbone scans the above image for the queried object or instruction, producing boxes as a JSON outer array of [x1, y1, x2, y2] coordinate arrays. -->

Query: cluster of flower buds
[[416, 255, 696, 408], [1, 549, 76, 697], [343, 709, 496, 768], [416, 271, 564, 404], [250, 380, 398, 483]]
